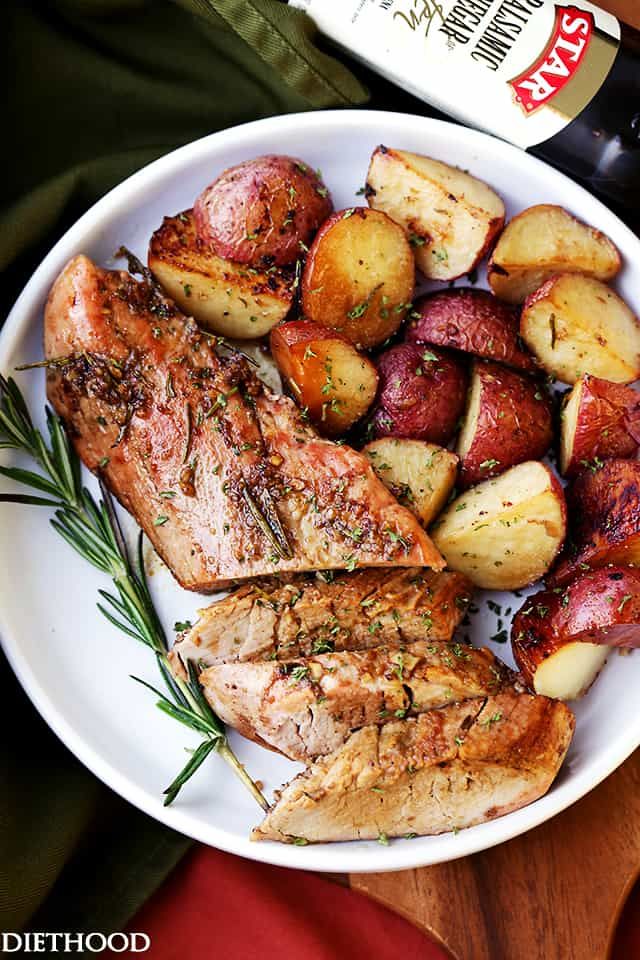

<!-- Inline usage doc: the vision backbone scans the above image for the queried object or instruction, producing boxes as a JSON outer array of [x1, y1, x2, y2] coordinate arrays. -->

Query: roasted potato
[[366, 146, 504, 282], [560, 375, 640, 476], [456, 360, 553, 489], [370, 343, 468, 446], [300, 207, 414, 349], [520, 273, 640, 385], [549, 459, 640, 586], [193, 155, 332, 267], [488, 204, 621, 304], [407, 288, 537, 374], [511, 567, 640, 700], [362, 439, 458, 526], [148, 211, 294, 338], [431, 461, 566, 590], [270, 319, 377, 436]]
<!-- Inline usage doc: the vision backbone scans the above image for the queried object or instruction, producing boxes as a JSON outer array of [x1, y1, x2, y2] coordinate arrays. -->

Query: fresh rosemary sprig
[[0, 373, 268, 811]]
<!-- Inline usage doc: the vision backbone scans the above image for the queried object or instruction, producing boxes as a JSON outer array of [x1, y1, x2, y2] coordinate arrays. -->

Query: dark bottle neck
[[532, 23, 640, 229]]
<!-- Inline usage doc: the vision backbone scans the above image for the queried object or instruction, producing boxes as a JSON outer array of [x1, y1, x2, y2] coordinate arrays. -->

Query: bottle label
[[290, 0, 620, 148]]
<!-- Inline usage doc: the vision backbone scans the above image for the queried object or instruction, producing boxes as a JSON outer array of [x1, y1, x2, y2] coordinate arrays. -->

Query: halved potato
[[549, 458, 640, 586], [362, 439, 458, 526], [193, 155, 333, 267], [301, 207, 414, 349], [431, 461, 566, 590], [511, 567, 640, 699], [488, 204, 621, 304], [148, 211, 293, 338], [270, 319, 378, 436], [408, 288, 537, 374], [520, 274, 640, 385], [456, 360, 552, 489], [560, 375, 640, 476], [366, 146, 504, 281]]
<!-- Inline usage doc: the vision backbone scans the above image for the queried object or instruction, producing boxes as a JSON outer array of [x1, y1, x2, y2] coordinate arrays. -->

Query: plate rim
[[2, 108, 640, 873]]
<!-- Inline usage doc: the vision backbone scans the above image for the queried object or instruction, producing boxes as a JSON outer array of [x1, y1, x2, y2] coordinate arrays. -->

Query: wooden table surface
[[350, 3, 640, 957]]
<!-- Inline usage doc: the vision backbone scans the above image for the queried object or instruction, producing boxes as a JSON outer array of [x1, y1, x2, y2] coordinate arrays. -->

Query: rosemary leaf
[[163, 739, 218, 807]]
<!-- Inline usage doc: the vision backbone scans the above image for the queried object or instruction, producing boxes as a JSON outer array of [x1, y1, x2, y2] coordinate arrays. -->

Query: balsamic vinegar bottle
[[287, 0, 640, 217]]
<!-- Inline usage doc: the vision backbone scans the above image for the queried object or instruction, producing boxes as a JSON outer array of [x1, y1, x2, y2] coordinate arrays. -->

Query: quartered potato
[[456, 360, 553, 489], [366, 146, 505, 281], [270, 319, 378, 436], [431, 461, 567, 590], [363, 438, 458, 527], [301, 207, 414, 349], [520, 273, 640, 384], [408, 287, 537, 374], [148, 210, 293, 338], [511, 567, 640, 701], [549, 459, 640, 586], [559, 375, 640, 476], [488, 204, 621, 304]]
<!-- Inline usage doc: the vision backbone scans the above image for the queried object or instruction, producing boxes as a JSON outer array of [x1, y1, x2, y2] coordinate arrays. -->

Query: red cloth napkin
[[110, 846, 639, 959]]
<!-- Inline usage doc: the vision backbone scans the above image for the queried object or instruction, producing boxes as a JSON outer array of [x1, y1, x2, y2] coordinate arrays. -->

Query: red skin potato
[[194, 155, 332, 268], [371, 343, 468, 446], [407, 288, 537, 374], [512, 566, 640, 688], [457, 360, 553, 489], [270, 319, 378, 436], [548, 458, 640, 586], [561, 374, 640, 476]]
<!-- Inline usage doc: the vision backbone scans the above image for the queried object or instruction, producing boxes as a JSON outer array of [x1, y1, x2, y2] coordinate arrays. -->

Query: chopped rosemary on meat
[[0, 374, 268, 812]]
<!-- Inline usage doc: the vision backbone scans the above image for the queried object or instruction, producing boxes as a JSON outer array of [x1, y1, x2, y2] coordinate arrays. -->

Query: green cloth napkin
[[0, 0, 371, 942]]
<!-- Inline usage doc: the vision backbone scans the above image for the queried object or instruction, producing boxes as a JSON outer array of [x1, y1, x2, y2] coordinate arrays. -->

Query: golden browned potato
[[300, 207, 414, 349], [488, 204, 621, 304], [270, 319, 378, 436], [362, 439, 458, 527], [520, 273, 640, 384], [431, 461, 566, 590], [559, 375, 640, 477], [456, 360, 553, 489], [193, 155, 333, 267], [148, 211, 293, 338], [366, 146, 505, 281], [548, 459, 640, 586], [511, 567, 640, 700]]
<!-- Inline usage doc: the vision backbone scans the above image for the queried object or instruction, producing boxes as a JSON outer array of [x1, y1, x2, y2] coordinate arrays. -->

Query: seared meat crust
[[200, 639, 515, 761], [44, 255, 443, 590], [174, 567, 471, 666], [253, 692, 575, 843]]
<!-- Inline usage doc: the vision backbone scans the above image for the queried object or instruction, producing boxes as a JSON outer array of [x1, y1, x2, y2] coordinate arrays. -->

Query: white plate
[[1, 110, 639, 874]]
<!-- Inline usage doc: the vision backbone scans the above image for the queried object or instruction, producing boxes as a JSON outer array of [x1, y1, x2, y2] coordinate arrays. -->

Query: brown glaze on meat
[[173, 568, 471, 666], [44, 256, 443, 590], [199, 640, 516, 762], [252, 692, 575, 843]]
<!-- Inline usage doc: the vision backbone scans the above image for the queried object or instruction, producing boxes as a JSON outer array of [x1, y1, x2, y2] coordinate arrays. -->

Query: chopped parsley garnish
[[289, 665, 310, 683]]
